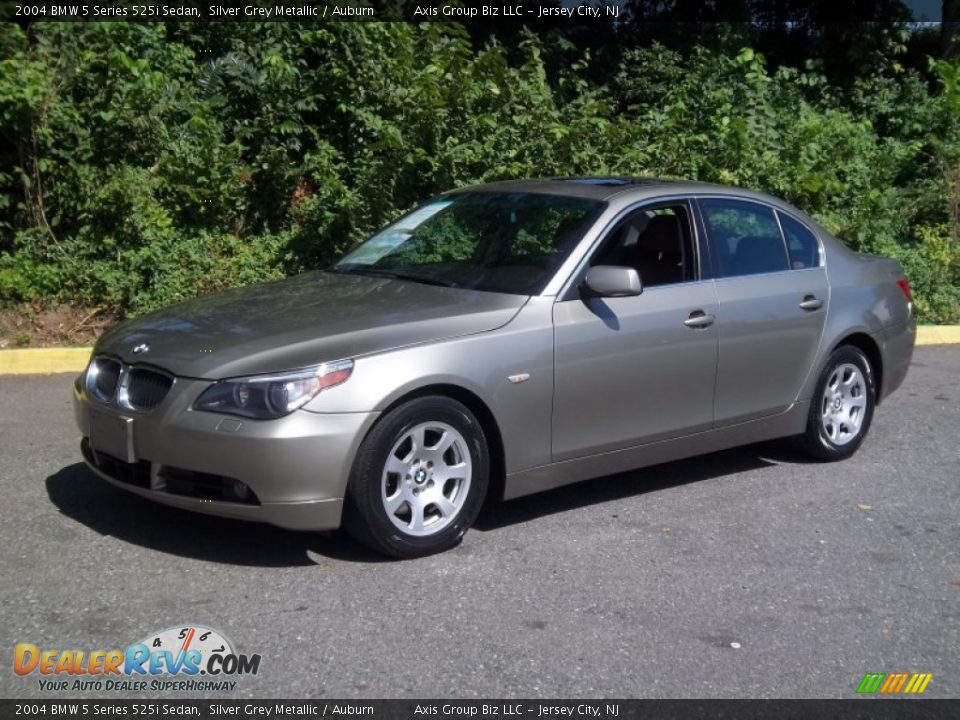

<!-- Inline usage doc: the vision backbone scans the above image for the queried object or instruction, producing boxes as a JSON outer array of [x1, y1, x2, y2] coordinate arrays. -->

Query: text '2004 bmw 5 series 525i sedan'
[[74, 178, 916, 557]]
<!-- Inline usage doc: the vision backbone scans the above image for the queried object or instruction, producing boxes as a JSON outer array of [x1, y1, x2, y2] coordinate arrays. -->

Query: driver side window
[[591, 203, 696, 287]]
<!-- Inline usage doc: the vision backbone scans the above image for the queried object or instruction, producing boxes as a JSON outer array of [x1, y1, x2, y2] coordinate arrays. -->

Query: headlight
[[193, 359, 354, 419]]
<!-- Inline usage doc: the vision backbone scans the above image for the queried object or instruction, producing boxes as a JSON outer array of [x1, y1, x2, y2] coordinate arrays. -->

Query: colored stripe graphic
[[880, 673, 908, 694], [906, 674, 933, 694], [857, 672, 933, 695], [857, 673, 885, 694]]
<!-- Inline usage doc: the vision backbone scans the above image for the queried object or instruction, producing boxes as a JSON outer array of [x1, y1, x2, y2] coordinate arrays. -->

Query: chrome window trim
[[544, 190, 827, 299], [690, 194, 825, 273], [710, 265, 827, 285]]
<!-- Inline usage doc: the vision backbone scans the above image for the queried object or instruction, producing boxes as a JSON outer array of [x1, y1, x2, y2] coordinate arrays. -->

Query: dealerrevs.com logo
[[14, 625, 261, 692]]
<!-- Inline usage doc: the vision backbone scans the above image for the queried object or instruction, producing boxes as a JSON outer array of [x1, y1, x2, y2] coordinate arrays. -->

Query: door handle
[[684, 310, 716, 329], [799, 295, 823, 311]]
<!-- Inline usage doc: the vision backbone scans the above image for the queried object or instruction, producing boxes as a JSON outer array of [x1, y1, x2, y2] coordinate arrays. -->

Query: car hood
[[95, 271, 528, 379]]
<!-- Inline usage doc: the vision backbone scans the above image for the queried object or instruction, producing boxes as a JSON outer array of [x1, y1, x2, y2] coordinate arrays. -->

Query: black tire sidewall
[[346, 396, 489, 558], [807, 346, 876, 460]]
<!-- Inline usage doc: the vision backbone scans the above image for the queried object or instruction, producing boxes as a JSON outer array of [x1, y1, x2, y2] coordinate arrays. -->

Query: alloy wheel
[[381, 421, 472, 536], [819, 362, 868, 446]]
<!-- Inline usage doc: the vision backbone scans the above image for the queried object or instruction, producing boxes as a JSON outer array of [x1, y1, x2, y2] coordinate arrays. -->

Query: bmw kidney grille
[[87, 356, 173, 412]]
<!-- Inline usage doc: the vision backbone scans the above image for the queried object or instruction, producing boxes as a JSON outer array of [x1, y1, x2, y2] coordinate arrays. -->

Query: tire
[[796, 345, 876, 461], [342, 395, 489, 558]]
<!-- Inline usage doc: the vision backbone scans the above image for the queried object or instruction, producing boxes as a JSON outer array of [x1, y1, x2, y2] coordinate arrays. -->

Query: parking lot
[[1, 346, 958, 699]]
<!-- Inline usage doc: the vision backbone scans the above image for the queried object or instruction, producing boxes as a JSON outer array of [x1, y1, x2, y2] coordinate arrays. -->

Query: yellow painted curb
[[0, 347, 92, 375], [916, 326, 960, 345], [0, 325, 957, 375]]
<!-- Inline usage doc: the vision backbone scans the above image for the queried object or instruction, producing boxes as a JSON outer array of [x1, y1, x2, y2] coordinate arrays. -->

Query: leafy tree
[[0, 19, 957, 322]]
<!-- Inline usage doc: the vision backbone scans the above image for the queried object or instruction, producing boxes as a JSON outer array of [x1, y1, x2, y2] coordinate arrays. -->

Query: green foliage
[[0, 22, 958, 322]]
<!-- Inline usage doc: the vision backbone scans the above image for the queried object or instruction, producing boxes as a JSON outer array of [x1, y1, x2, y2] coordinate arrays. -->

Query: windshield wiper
[[332, 266, 461, 289]]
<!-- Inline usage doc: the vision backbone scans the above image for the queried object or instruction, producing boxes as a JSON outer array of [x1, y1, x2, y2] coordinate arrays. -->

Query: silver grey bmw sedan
[[74, 178, 915, 557]]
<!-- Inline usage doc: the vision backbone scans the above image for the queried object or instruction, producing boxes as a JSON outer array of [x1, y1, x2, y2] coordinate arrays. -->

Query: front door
[[551, 201, 719, 461]]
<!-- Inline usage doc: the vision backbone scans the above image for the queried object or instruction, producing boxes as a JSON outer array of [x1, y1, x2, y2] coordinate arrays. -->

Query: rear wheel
[[343, 396, 489, 558], [796, 345, 876, 461]]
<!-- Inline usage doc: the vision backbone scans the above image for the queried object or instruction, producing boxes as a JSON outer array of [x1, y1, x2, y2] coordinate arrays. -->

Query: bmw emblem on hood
[[132, 343, 149, 355]]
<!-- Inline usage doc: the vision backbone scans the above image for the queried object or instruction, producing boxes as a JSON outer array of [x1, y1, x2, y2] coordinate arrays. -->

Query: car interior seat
[[629, 214, 683, 286]]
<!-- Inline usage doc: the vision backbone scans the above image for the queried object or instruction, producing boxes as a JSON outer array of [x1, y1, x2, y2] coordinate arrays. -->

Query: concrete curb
[[1, 326, 958, 375]]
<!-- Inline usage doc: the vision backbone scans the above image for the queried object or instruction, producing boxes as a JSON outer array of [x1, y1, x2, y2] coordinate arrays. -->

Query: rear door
[[696, 197, 828, 425]]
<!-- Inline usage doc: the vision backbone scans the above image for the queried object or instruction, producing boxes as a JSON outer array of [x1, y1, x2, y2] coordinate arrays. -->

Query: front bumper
[[73, 375, 378, 531]]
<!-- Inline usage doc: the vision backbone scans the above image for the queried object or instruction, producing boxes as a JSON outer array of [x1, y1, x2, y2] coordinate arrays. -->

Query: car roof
[[445, 177, 785, 205]]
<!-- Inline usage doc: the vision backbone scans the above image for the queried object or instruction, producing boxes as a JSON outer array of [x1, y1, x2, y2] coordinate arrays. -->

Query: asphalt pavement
[[1, 347, 958, 699]]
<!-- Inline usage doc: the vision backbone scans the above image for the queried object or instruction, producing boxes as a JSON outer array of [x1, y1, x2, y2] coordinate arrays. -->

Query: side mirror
[[583, 265, 643, 298]]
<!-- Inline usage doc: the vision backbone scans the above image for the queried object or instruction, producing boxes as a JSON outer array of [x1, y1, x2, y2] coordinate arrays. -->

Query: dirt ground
[[0, 303, 117, 349]]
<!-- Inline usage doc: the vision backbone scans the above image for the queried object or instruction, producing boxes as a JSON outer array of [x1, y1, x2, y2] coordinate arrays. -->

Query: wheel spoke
[[384, 492, 405, 515], [443, 460, 468, 479], [407, 498, 425, 532], [824, 421, 837, 440], [434, 430, 456, 456], [434, 494, 457, 518], [385, 455, 409, 477], [410, 426, 425, 457]]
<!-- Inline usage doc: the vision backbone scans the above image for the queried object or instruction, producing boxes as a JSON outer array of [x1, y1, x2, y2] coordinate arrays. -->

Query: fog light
[[230, 480, 250, 500]]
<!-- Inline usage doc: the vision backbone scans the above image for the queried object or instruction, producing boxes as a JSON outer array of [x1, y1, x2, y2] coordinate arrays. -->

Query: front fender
[[303, 298, 556, 475]]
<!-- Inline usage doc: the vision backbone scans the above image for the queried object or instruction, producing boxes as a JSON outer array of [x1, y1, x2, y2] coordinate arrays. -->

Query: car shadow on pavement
[[45, 463, 389, 567], [47, 440, 805, 564], [474, 440, 804, 531]]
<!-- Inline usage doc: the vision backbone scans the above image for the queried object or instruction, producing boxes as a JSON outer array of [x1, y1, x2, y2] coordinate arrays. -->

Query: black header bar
[[0, 0, 945, 24], [1, 699, 958, 720]]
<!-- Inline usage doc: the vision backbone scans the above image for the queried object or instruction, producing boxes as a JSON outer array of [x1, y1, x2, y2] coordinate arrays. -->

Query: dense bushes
[[0, 22, 958, 321]]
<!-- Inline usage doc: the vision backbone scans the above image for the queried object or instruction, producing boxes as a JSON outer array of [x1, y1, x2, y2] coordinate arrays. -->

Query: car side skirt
[[503, 401, 809, 500]]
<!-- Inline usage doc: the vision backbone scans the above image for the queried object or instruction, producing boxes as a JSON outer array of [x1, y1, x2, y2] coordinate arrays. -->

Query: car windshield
[[332, 191, 605, 295]]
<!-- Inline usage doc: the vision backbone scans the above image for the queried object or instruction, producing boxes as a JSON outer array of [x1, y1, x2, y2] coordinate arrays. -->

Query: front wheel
[[796, 345, 876, 461], [343, 396, 489, 558]]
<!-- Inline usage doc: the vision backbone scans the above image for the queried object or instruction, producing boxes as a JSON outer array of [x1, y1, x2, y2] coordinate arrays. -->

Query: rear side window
[[778, 212, 821, 269], [700, 199, 789, 277]]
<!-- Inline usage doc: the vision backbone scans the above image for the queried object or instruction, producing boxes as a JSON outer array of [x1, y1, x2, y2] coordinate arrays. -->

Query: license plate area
[[89, 410, 135, 463]]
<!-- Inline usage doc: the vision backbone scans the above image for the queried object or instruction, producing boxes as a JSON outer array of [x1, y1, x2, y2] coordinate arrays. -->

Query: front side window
[[778, 211, 821, 269], [700, 198, 789, 278], [590, 203, 695, 287], [334, 192, 605, 295]]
